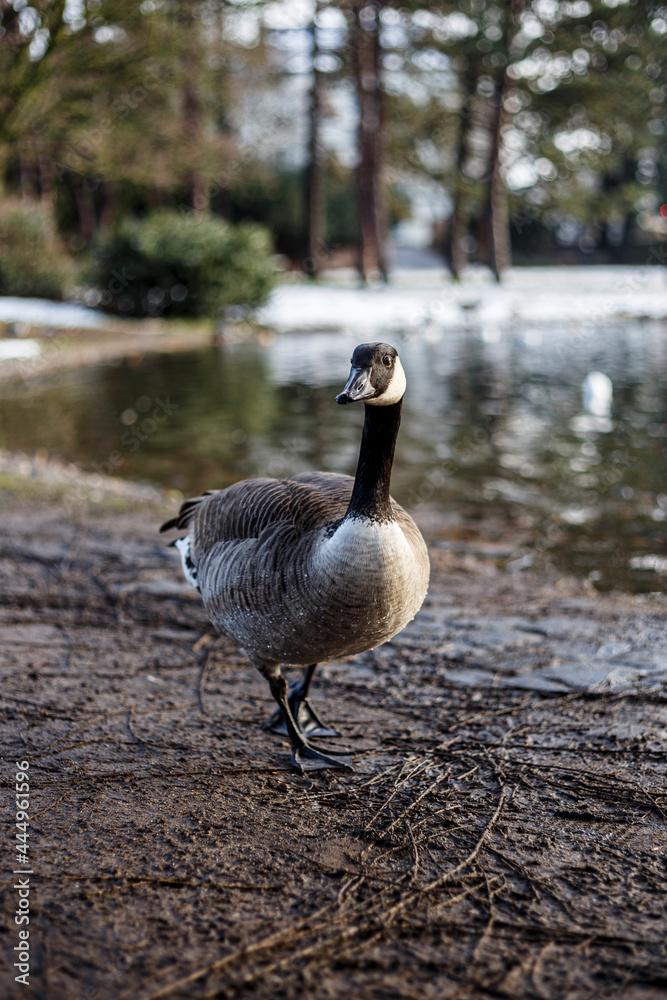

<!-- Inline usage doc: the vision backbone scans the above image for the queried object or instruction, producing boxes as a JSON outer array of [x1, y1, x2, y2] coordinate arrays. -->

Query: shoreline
[[0, 321, 221, 386]]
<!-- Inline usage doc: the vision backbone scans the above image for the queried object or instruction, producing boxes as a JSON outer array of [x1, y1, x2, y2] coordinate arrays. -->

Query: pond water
[[2, 321, 667, 593]]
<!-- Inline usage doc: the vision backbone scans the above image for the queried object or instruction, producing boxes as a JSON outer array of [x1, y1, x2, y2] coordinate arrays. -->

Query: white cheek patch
[[367, 357, 407, 406]]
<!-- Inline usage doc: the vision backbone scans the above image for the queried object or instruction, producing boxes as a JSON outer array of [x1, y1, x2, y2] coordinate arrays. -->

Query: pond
[[1, 321, 667, 594]]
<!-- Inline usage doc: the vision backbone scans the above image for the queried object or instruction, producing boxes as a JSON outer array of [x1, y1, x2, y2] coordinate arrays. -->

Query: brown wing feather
[[161, 475, 355, 561]]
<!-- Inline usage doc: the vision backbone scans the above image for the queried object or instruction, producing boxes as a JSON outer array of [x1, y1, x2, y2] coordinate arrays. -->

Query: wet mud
[[1, 491, 667, 1000]]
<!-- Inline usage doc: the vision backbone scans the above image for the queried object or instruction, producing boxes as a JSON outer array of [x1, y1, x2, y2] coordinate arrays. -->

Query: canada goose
[[161, 342, 430, 772]]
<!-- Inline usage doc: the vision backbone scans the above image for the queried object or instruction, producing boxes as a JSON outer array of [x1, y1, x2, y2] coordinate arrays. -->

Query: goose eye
[[382, 355, 393, 368]]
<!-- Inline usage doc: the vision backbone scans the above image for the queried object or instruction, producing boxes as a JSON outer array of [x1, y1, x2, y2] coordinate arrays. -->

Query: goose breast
[[192, 477, 428, 665]]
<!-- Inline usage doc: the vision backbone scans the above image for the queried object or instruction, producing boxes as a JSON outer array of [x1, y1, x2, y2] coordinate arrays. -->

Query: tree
[[505, 1, 667, 258], [478, 0, 526, 279], [351, 0, 387, 282], [0, 0, 67, 196], [3, 0, 667, 278], [386, 1, 667, 274], [305, 2, 326, 277], [2, 0, 241, 242]]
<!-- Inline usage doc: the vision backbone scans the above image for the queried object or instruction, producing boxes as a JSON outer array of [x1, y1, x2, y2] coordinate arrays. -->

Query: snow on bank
[[259, 265, 667, 334], [0, 340, 41, 360], [1, 266, 666, 340], [0, 297, 107, 329]]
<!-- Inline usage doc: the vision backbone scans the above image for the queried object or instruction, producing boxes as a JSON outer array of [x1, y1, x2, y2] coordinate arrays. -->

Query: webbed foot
[[264, 690, 340, 738], [291, 745, 353, 773], [256, 661, 353, 775]]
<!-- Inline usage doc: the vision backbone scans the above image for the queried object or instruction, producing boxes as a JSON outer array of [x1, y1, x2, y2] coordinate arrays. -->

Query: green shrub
[[0, 200, 72, 300], [90, 210, 276, 318]]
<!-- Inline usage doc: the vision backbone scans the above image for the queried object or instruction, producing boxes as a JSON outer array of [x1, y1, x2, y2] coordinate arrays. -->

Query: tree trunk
[[304, 2, 325, 278], [446, 73, 474, 280], [352, 0, 386, 283], [38, 158, 57, 236], [480, 0, 524, 281], [72, 177, 96, 244], [178, 0, 207, 215], [18, 156, 34, 202], [450, 207, 469, 280], [183, 84, 208, 214], [479, 71, 512, 280], [489, 95, 512, 277], [99, 180, 117, 232]]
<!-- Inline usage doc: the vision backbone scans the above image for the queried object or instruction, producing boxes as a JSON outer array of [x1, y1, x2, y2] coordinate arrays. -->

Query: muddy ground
[[1, 483, 667, 1000]]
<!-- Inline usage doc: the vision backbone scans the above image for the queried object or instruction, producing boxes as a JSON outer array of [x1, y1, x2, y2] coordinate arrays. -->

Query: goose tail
[[160, 492, 214, 534], [161, 493, 217, 591]]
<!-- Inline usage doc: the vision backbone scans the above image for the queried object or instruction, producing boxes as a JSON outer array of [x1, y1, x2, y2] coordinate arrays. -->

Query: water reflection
[[582, 370, 613, 419], [1, 320, 666, 593]]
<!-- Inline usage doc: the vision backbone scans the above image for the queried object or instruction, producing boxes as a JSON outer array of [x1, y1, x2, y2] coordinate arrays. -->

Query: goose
[[160, 342, 430, 773]]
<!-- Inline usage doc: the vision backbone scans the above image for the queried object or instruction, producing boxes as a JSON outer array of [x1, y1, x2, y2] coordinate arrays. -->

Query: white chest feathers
[[313, 517, 426, 608]]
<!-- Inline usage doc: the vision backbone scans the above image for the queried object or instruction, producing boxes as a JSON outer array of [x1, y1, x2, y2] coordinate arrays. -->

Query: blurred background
[[2, 0, 667, 282], [2, 0, 667, 594]]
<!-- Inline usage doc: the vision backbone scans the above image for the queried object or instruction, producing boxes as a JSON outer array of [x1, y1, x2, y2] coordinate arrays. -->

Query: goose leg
[[258, 662, 353, 774], [263, 663, 341, 738]]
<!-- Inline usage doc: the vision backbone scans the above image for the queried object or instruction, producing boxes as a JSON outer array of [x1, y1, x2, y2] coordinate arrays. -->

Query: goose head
[[336, 343, 407, 407]]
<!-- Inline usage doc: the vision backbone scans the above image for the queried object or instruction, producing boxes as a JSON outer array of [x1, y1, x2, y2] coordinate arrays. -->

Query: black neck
[[346, 401, 402, 522]]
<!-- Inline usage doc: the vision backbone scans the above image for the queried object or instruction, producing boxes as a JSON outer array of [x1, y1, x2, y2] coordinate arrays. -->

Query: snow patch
[[0, 297, 107, 329], [0, 340, 41, 360], [259, 266, 667, 334]]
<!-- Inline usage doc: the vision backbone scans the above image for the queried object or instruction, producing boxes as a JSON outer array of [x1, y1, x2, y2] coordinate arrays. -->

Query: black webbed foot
[[257, 661, 353, 774], [264, 689, 340, 738], [291, 745, 353, 773]]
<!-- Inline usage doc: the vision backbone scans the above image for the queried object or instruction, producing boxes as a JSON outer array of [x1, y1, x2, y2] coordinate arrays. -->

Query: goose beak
[[336, 367, 375, 405]]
